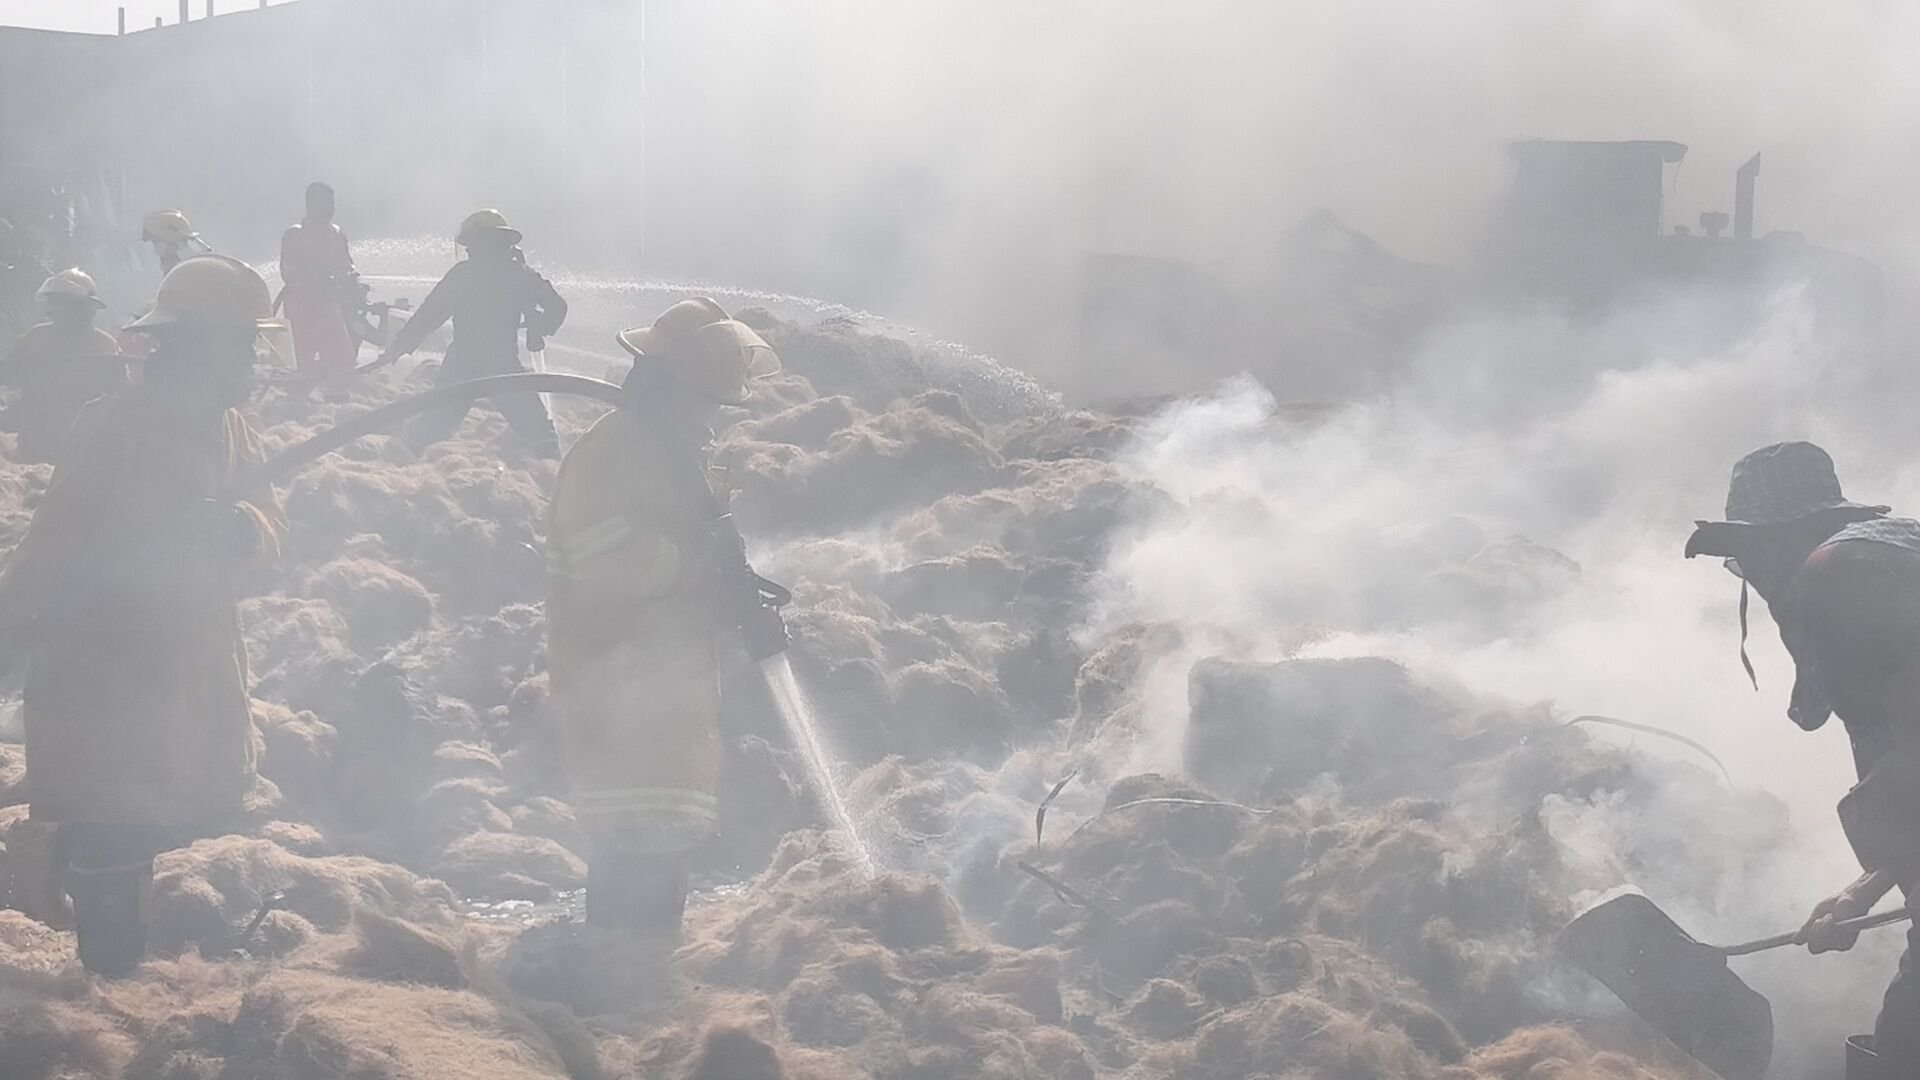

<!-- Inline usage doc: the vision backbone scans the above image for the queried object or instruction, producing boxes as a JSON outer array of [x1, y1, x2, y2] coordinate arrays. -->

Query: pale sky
[[0, 0, 282, 33]]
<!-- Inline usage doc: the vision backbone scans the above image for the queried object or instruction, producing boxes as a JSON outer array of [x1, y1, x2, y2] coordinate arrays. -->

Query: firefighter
[[379, 209, 566, 455], [0, 254, 285, 977], [279, 182, 359, 401], [546, 298, 781, 935], [1685, 442, 1920, 1078], [1, 269, 126, 463], [140, 209, 206, 276]]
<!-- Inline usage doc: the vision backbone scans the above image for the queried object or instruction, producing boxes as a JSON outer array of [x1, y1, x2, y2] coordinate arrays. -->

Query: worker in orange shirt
[[279, 182, 359, 401]]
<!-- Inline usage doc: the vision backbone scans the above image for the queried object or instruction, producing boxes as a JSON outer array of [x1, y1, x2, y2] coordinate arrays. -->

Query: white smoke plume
[[1086, 284, 1916, 1074]]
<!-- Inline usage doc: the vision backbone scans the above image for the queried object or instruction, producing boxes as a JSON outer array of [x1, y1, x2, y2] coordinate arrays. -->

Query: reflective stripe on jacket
[[547, 407, 721, 851]]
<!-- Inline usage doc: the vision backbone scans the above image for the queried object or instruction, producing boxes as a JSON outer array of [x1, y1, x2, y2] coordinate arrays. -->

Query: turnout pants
[[402, 346, 555, 454]]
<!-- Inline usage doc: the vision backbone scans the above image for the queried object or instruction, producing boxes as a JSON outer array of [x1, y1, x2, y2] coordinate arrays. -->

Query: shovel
[[1561, 893, 1911, 1080]]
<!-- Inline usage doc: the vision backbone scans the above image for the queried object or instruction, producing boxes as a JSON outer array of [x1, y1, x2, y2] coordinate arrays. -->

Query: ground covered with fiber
[[0, 302, 1744, 1078]]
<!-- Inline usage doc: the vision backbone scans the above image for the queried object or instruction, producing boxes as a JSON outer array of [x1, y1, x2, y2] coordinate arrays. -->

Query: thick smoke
[[1085, 282, 1915, 1076], [488, 0, 1920, 380], [2, 1, 1916, 1077], [20, 0, 1920, 383]]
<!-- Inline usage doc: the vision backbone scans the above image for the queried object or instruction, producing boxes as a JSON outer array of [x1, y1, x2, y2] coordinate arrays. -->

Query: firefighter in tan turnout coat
[[0, 255, 286, 976], [546, 298, 779, 934]]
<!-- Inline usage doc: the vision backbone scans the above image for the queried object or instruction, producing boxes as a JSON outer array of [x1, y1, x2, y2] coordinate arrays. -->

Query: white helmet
[[124, 254, 280, 333], [141, 209, 201, 246], [35, 267, 105, 309]]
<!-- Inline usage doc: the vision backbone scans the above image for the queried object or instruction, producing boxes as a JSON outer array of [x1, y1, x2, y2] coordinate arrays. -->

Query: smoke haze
[[4, 1, 1919, 1076], [13, 0, 1920, 381], [1086, 279, 1911, 1074]]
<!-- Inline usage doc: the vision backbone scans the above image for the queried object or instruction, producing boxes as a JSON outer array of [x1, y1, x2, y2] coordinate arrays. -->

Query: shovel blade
[[1561, 893, 1774, 1080]]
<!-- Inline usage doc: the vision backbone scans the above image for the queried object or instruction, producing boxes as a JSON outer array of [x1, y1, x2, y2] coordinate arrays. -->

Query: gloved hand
[[738, 571, 791, 661], [706, 515, 790, 660], [1797, 873, 1888, 954]]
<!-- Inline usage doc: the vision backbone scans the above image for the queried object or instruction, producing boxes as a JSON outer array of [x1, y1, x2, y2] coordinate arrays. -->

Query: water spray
[[762, 653, 878, 881], [724, 548, 877, 880], [242, 372, 882, 881]]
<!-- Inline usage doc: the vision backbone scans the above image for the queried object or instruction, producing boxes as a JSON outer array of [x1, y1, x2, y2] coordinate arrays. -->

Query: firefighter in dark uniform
[[380, 209, 566, 455]]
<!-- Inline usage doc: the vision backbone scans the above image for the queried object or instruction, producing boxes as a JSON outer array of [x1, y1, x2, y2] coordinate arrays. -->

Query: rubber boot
[[62, 827, 159, 980], [633, 852, 690, 935], [585, 850, 689, 937], [585, 850, 643, 931], [68, 858, 153, 978], [1848, 1034, 1881, 1080]]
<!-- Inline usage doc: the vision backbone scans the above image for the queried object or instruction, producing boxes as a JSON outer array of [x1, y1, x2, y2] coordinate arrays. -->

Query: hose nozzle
[[741, 571, 792, 661]]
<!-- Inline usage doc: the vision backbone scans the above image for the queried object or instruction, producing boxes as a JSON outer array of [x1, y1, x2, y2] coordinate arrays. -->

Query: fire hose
[[261, 275, 414, 387], [228, 371, 791, 655], [230, 372, 624, 490]]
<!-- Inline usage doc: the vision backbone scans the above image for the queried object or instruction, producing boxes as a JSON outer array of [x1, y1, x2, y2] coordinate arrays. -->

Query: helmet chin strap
[[1738, 579, 1757, 691]]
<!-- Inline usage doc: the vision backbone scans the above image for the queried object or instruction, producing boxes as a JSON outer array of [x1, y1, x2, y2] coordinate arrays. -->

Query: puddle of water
[[462, 880, 752, 927]]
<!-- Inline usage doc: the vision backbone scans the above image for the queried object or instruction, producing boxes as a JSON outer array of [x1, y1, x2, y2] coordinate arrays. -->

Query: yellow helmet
[[141, 208, 200, 246], [617, 297, 781, 405], [457, 208, 522, 247], [36, 267, 105, 308], [125, 254, 282, 332]]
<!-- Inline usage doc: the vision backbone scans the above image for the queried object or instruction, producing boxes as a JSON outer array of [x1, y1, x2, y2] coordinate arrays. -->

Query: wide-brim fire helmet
[[36, 267, 106, 310], [124, 254, 285, 333], [616, 297, 781, 405], [456, 208, 523, 248], [141, 208, 201, 247]]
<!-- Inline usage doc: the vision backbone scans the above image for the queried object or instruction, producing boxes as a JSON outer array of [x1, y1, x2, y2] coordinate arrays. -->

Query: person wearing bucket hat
[[1687, 441, 1920, 1077], [0, 253, 286, 976], [379, 208, 566, 455], [1, 268, 125, 464], [544, 297, 782, 936]]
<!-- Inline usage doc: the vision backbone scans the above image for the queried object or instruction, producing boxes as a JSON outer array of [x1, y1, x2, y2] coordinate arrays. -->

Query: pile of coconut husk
[[0, 294, 1759, 1079]]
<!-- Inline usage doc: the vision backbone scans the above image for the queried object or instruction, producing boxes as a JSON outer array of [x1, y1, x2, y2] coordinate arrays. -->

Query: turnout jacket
[[0, 383, 284, 826], [388, 249, 567, 374], [1, 321, 126, 463], [546, 405, 723, 852]]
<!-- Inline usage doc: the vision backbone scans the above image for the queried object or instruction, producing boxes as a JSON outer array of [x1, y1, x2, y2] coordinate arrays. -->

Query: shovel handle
[[1721, 907, 1913, 956]]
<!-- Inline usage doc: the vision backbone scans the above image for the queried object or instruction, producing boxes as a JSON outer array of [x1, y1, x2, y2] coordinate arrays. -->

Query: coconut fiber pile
[[0, 301, 1755, 1079]]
